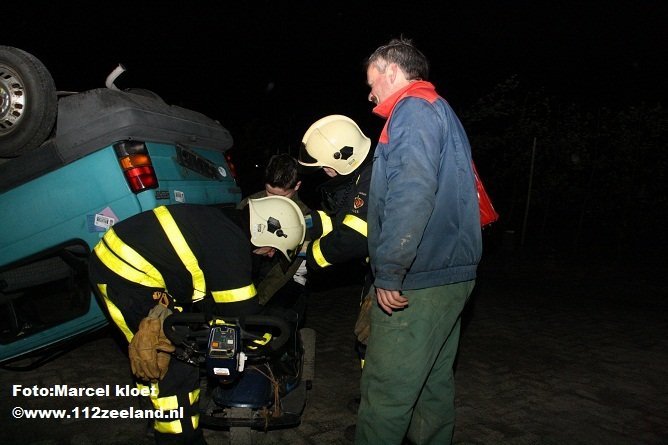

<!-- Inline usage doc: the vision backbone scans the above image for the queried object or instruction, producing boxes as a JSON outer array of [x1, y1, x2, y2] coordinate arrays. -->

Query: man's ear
[[294, 180, 302, 191], [387, 63, 398, 84]]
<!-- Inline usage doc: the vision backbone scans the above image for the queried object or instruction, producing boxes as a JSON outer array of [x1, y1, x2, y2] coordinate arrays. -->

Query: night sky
[[7, 1, 667, 154]]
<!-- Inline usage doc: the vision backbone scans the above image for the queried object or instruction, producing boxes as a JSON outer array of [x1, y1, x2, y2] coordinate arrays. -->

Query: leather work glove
[[128, 305, 175, 381], [354, 289, 374, 346]]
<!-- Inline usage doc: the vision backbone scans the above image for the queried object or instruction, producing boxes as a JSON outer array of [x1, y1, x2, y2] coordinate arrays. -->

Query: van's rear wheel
[[0, 46, 57, 157]]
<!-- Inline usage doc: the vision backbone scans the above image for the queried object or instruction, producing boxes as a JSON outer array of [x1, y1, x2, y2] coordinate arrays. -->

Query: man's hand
[[375, 288, 408, 315], [128, 306, 175, 380]]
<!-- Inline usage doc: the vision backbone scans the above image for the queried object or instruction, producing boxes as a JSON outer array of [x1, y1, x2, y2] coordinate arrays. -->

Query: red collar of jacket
[[372, 80, 440, 119], [372, 81, 441, 142]]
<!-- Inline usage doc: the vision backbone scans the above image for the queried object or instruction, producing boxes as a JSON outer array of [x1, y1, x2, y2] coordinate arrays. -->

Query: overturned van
[[0, 46, 241, 366]]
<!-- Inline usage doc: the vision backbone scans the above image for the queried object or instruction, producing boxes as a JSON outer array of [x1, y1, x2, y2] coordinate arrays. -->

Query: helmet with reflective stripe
[[248, 196, 306, 260], [299, 114, 371, 175]]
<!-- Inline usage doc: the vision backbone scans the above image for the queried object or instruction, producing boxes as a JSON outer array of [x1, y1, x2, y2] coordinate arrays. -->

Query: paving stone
[[1, 254, 666, 444]]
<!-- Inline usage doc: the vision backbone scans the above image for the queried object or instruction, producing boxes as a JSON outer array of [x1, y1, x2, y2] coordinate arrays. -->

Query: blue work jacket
[[368, 81, 482, 291]]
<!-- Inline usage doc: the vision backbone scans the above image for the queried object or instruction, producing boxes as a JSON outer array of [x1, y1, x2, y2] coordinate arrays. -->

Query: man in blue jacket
[[355, 37, 482, 445]]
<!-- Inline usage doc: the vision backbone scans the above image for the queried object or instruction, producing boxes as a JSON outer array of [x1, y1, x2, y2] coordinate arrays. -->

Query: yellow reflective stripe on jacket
[[153, 206, 206, 302], [188, 388, 200, 430], [318, 210, 333, 236], [97, 284, 134, 342], [189, 388, 200, 405], [151, 394, 182, 433], [136, 382, 154, 396], [343, 214, 368, 237], [311, 238, 332, 268], [95, 230, 165, 288], [152, 394, 179, 411], [211, 284, 257, 303], [154, 419, 183, 434], [150, 385, 199, 434]]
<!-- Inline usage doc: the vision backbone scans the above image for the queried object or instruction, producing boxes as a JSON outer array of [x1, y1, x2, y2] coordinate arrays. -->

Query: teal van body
[[0, 87, 241, 365]]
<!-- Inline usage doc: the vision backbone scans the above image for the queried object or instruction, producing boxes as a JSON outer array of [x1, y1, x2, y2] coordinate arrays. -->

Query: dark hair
[[265, 153, 300, 189], [366, 36, 429, 81]]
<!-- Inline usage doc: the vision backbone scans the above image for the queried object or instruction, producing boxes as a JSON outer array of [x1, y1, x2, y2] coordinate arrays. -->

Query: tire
[[0, 46, 57, 157]]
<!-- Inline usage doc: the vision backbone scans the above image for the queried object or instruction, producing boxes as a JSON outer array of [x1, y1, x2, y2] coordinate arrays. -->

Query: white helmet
[[299, 114, 371, 175], [247, 196, 306, 260]]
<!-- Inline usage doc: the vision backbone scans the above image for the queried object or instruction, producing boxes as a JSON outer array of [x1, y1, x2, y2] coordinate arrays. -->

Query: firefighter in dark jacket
[[298, 114, 372, 273], [88, 196, 305, 445]]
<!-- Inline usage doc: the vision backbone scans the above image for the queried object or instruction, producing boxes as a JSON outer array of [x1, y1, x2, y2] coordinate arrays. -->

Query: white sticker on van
[[94, 214, 116, 229], [174, 190, 185, 203], [88, 207, 119, 232]]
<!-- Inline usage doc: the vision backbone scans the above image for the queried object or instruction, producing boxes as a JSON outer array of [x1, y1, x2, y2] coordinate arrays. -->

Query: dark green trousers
[[356, 280, 475, 445]]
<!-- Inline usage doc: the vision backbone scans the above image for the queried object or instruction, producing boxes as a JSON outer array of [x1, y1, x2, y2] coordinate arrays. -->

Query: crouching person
[[89, 197, 305, 445]]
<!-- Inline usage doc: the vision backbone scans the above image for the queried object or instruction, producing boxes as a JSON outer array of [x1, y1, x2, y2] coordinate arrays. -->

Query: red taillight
[[225, 151, 238, 180], [114, 141, 159, 194], [124, 165, 159, 191]]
